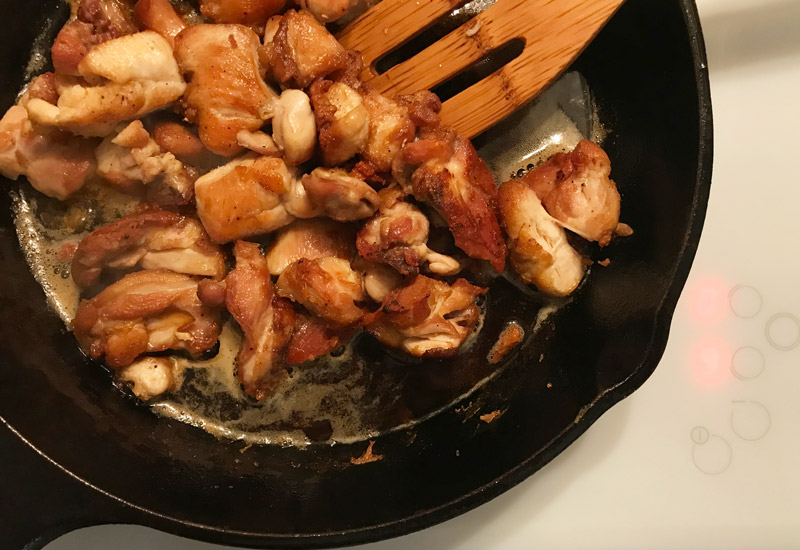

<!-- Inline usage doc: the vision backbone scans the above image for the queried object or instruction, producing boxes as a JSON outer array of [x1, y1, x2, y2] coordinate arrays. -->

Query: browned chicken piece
[[194, 155, 295, 243], [357, 187, 460, 276], [366, 275, 486, 357], [152, 119, 223, 171], [359, 90, 416, 174], [175, 24, 278, 157], [0, 105, 96, 200], [272, 89, 316, 166], [394, 126, 507, 272], [95, 120, 195, 206], [286, 312, 353, 364], [51, 0, 137, 76], [521, 139, 621, 246], [276, 257, 367, 326], [199, 0, 287, 26], [225, 241, 295, 400], [119, 356, 182, 400], [298, 0, 355, 23], [71, 208, 226, 287], [133, 0, 187, 47], [352, 256, 403, 303], [265, 218, 354, 276], [497, 178, 586, 297], [309, 80, 369, 166], [301, 168, 379, 222], [72, 269, 222, 368], [266, 9, 348, 88], [27, 32, 187, 137]]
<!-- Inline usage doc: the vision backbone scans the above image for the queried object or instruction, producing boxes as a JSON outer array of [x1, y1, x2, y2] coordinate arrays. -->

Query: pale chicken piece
[[119, 356, 182, 400], [51, 0, 138, 76], [134, 0, 187, 47], [366, 275, 486, 357], [276, 257, 367, 326], [394, 126, 507, 272], [225, 241, 295, 400], [298, 0, 356, 23], [199, 0, 287, 26], [95, 120, 195, 205], [0, 105, 96, 200], [265, 218, 354, 276], [352, 257, 403, 303], [272, 90, 316, 166], [300, 168, 379, 222], [266, 9, 348, 88], [72, 269, 222, 368], [194, 155, 294, 243], [71, 208, 226, 287], [497, 178, 586, 297], [357, 187, 460, 276], [359, 90, 416, 173], [175, 24, 278, 157], [236, 130, 280, 156], [309, 80, 369, 166], [27, 32, 186, 137], [521, 139, 621, 246]]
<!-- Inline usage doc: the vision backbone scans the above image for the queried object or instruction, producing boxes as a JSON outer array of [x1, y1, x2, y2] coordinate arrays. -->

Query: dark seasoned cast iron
[[0, 0, 712, 548]]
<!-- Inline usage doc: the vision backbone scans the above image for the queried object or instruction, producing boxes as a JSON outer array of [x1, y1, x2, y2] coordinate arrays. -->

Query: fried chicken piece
[[194, 155, 294, 243], [199, 0, 287, 26], [152, 119, 221, 169], [266, 9, 347, 88], [175, 24, 278, 157], [300, 167, 379, 221], [360, 90, 416, 173], [521, 140, 621, 246], [286, 313, 353, 364], [497, 178, 586, 297], [72, 269, 222, 368], [272, 89, 316, 166], [225, 241, 295, 400], [276, 257, 366, 326], [298, 0, 356, 23], [95, 120, 195, 205], [71, 208, 226, 287], [394, 126, 506, 272], [265, 218, 354, 276], [119, 356, 182, 400], [352, 257, 403, 303], [52, 0, 137, 76], [0, 105, 96, 200], [27, 32, 186, 137], [134, 0, 187, 47], [309, 80, 369, 166], [366, 275, 486, 357], [357, 187, 460, 276]]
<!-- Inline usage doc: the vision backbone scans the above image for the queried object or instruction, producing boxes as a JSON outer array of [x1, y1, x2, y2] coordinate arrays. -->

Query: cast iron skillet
[[0, 0, 712, 548]]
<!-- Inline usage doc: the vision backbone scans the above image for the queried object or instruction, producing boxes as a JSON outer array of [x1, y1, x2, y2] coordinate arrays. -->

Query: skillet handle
[[0, 422, 137, 550]]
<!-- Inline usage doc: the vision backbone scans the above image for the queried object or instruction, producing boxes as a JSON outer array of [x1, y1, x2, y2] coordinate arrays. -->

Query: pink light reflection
[[690, 338, 732, 388], [687, 277, 729, 325]]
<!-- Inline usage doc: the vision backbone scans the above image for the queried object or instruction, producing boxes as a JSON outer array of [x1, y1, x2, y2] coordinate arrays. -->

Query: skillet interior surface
[[0, 0, 712, 548]]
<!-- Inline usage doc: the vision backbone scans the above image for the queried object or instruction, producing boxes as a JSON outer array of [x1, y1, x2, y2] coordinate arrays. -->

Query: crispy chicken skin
[[199, 0, 287, 26], [52, 0, 137, 76], [71, 208, 226, 287], [175, 24, 278, 157], [265, 218, 354, 276], [95, 120, 195, 205], [266, 9, 347, 88], [72, 269, 222, 368], [357, 187, 460, 276], [194, 155, 295, 243], [522, 139, 621, 246], [497, 178, 586, 296], [27, 32, 186, 137], [309, 80, 369, 166], [134, 0, 187, 47], [301, 168, 379, 222], [0, 105, 96, 200], [276, 257, 366, 326], [394, 126, 506, 272], [225, 241, 295, 400], [366, 275, 485, 357], [286, 313, 352, 364]]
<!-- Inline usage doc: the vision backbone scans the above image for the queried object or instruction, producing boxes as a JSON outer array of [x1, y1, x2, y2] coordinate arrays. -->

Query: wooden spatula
[[337, 0, 625, 138]]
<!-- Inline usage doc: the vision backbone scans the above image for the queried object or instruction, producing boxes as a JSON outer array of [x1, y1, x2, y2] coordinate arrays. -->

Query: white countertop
[[47, 0, 800, 548]]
